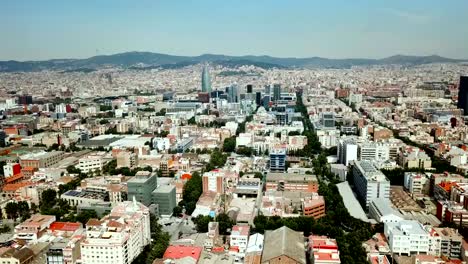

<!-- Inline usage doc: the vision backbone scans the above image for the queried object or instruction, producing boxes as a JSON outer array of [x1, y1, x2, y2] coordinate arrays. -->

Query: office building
[[337, 137, 358, 166], [255, 92, 262, 106], [273, 84, 281, 102], [76, 154, 104, 173], [246, 84, 253, 94], [358, 142, 390, 161], [457, 76, 468, 115], [201, 65, 212, 93], [269, 148, 286, 172], [352, 160, 390, 209], [80, 199, 151, 264], [320, 112, 335, 128], [265, 173, 318, 192], [227, 84, 240, 103], [384, 220, 430, 256], [17, 95, 33, 105], [127, 171, 157, 206], [152, 185, 177, 216]]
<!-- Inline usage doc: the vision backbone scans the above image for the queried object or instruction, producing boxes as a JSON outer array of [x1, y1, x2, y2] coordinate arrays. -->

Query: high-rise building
[[227, 84, 239, 103], [246, 84, 253, 94], [127, 171, 157, 206], [337, 137, 358, 166], [17, 95, 33, 105], [255, 92, 262, 106], [80, 199, 151, 264], [457, 76, 468, 115], [270, 148, 287, 172], [201, 65, 212, 93], [352, 160, 390, 210], [273, 84, 281, 102]]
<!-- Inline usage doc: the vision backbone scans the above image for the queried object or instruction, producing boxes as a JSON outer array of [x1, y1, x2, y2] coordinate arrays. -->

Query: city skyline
[[1, 0, 468, 61]]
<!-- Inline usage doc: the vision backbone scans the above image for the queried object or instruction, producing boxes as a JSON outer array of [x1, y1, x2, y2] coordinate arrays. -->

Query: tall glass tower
[[201, 65, 212, 93]]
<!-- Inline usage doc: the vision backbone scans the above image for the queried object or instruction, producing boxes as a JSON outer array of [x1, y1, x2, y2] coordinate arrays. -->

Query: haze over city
[[1, 0, 468, 60]]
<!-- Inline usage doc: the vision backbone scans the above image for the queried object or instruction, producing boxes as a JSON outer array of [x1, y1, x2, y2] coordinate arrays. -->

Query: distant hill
[[0, 51, 465, 72]]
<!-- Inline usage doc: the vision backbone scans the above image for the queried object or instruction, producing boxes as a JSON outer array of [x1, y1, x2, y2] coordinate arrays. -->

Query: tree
[[215, 213, 234, 235], [193, 215, 213, 232], [5, 202, 18, 220], [41, 189, 57, 208], [222, 137, 236, 153], [76, 210, 98, 224], [172, 206, 183, 217]]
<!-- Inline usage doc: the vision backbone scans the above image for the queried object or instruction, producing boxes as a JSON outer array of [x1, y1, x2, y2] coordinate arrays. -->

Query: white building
[[77, 154, 104, 173], [153, 137, 171, 152], [230, 225, 250, 258], [80, 199, 151, 264], [404, 172, 428, 196], [352, 160, 390, 209], [338, 137, 358, 166], [316, 128, 340, 148], [358, 142, 390, 162], [369, 198, 403, 223], [384, 220, 430, 256]]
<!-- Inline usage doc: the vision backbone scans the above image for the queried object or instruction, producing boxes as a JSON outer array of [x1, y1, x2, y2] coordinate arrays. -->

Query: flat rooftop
[[336, 182, 369, 222]]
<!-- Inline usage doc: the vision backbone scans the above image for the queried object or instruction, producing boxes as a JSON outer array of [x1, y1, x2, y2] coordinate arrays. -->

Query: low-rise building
[[302, 193, 326, 219], [308, 235, 341, 264]]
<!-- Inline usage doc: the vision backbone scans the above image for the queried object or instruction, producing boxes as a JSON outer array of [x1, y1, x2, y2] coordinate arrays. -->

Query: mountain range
[[0, 52, 466, 72]]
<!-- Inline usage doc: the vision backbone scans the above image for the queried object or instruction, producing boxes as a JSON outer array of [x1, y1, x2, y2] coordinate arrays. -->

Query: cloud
[[384, 8, 431, 24]]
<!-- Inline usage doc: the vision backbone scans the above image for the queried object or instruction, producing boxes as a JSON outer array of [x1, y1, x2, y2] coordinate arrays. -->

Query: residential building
[[80, 199, 151, 264], [352, 160, 390, 209], [308, 235, 341, 264], [14, 214, 56, 243], [432, 227, 463, 259], [302, 193, 326, 219], [0, 248, 34, 264], [245, 233, 264, 264], [116, 151, 137, 169], [202, 171, 224, 194], [162, 245, 203, 263], [404, 172, 428, 196], [230, 225, 250, 258]]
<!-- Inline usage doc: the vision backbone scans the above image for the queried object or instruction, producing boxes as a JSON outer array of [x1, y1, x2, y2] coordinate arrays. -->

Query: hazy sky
[[1, 0, 468, 61]]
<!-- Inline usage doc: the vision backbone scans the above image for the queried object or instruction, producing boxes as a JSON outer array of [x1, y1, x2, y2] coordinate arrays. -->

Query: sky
[[1, 0, 468, 61]]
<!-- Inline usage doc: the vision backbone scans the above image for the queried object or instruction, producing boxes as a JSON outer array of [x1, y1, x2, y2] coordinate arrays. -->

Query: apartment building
[[230, 225, 250, 258], [337, 137, 358, 166], [384, 220, 430, 256], [80, 199, 151, 264], [308, 235, 341, 264], [77, 153, 105, 173], [302, 193, 326, 219]]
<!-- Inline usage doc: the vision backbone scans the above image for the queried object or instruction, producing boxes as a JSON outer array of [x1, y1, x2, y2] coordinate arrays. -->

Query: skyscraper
[[227, 84, 239, 103], [201, 65, 212, 93], [273, 84, 281, 102], [457, 76, 468, 115]]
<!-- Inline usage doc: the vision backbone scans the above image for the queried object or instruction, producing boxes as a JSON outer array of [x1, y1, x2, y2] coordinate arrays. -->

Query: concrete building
[[358, 142, 390, 162], [76, 154, 104, 173], [230, 225, 250, 259], [80, 199, 151, 264], [19, 151, 65, 169], [202, 171, 224, 194], [127, 171, 157, 206], [384, 220, 430, 256], [399, 147, 432, 169], [432, 227, 463, 259], [404, 172, 428, 196], [352, 160, 390, 210], [14, 214, 56, 243], [337, 137, 358, 166], [152, 185, 177, 216], [265, 173, 318, 193], [368, 198, 404, 223], [116, 151, 137, 169], [302, 193, 326, 219]]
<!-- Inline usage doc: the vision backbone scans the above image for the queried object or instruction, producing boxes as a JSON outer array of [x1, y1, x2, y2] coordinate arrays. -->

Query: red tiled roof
[[49, 222, 82, 232], [163, 245, 202, 261]]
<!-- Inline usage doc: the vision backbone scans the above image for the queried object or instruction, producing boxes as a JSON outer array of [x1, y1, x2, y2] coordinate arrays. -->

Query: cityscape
[[1, 1, 468, 264]]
